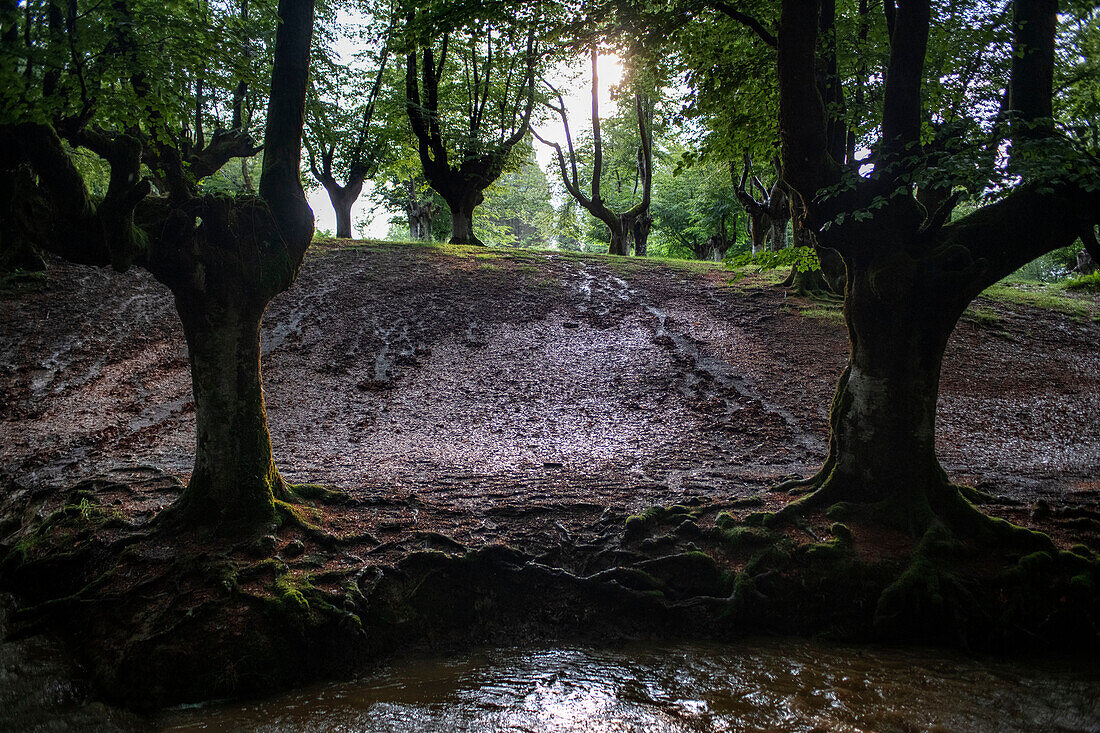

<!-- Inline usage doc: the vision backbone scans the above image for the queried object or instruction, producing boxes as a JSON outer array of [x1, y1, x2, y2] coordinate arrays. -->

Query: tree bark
[[821, 266, 956, 507], [767, 218, 788, 250], [627, 211, 652, 257], [444, 190, 484, 245], [324, 178, 364, 238], [173, 293, 283, 528], [607, 216, 630, 256]]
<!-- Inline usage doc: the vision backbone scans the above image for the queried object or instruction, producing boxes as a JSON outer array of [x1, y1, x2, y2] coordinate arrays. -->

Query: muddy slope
[[2, 241, 1097, 514]]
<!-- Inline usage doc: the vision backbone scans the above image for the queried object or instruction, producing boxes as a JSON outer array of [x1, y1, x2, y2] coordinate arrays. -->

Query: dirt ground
[[1, 239, 1098, 551]]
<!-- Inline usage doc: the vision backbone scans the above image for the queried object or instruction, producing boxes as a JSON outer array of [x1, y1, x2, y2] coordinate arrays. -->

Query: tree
[[733, 152, 789, 253], [476, 141, 556, 248], [1, 0, 317, 530], [649, 147, 741, 261], [404, 5, 539, 245], [535, 46, 654, 256], [774, 0, 1099, 533], [304, 35, 392, 238]]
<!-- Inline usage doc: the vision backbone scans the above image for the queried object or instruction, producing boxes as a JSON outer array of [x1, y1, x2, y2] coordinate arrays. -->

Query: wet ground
[[157, 640, 1100, 732], [2, 240, 1098, 530]]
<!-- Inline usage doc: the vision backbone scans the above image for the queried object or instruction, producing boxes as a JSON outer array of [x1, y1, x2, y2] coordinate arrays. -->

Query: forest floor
[[1, 239, 1099, 709], [3, 239, 1098, 537]]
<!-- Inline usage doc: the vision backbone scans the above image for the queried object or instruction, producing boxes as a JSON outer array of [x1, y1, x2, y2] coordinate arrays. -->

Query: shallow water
[[158, 640, 1100, 733]]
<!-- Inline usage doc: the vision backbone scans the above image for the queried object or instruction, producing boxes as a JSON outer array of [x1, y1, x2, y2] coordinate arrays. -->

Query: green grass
[[726, 267, 789, 289], [981, 280, 1099, 321], [1064, 271, 1100, 292], [961, 305, 1001, 328], [0, 268, 49, 296], [799, 305, 845, 323]]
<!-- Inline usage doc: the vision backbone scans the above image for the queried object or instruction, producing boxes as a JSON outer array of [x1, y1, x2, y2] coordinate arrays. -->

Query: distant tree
[[404, 5, 540, 245], [554, 195, 586, 252], [733, 153, 789, 254], [650, 148, 740, 261], [534, 46, 654, 256], [477, 142, 556, 248], [304, 34, 392, 238]]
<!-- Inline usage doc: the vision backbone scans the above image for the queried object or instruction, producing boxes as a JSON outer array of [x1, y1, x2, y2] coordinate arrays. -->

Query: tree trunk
[[749, 212, 769, 254], [172, 293, 284, 529], [768, 218, 789, 250], [631, 213, 652, 257], [804, 259, 969, 529], [608, 222, 630, 256], [331, 194, 353, 238], [446, 191, 484, 246], [324, 178, 363, 239]]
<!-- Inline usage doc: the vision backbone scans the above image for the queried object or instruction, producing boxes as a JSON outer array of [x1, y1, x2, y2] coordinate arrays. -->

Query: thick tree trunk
[[768, 218, 789, 250], [324, 178, 363, 239], [608, 223, 630, 256], [173, 293, 284, 528], [748, 212, 769, 254], [630, 213, 652, 257], [802, 258, 971, 529], [446, 191, 484, 245], [331, 195, 353, 238]]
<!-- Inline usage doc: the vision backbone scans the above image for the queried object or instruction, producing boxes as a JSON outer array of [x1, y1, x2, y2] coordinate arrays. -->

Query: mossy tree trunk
[[174, 292, 284, 527], [607, 215, 630, 256], [805, 251, 964, 526], [1, 0, 316, 532], [625, 211, 652, 257]]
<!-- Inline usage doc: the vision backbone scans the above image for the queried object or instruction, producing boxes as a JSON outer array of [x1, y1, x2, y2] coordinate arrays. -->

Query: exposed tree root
[[273, 500, 379, 548], [276, 482, 350, 505], [769, 475, 1054, 552]]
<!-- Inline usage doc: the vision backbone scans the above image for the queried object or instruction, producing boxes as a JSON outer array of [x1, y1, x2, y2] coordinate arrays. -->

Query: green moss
[[287, 483, 348, 503], [1068, 544, 1095, 560], [274, 573, 311, 613], [717, 526, 772, 549], [1069, 572, 1096, 595], [744, 511, 775, 527], [744, 538, 796, 575], [830, 522, 853, 544], [1018, 551, 1054, 573], [624, 504, 694, 537], [962, 306, 1001, 328]]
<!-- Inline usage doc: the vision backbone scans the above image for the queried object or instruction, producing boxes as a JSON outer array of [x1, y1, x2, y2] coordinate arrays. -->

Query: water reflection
[[160, 640, 1100, 732]]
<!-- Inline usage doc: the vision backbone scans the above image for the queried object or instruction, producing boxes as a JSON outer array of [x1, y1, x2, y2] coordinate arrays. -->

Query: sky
[[307, 13, 624, 238]]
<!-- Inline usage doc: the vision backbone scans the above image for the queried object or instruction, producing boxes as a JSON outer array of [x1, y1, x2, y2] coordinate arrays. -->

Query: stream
[[155, 640, 1099, 732], [2, 591, 1098, 731]]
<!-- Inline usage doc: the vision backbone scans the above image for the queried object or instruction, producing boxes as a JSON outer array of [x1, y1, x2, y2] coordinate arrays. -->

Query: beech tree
[[535, 47, 654, 256], [404, 6, 540, 245], [775, 0, 1099, 532], [733, 153, 789, 253], [649, 148, 740, 261], [0, 0, 316, 530], [304, 49, 391, 238]]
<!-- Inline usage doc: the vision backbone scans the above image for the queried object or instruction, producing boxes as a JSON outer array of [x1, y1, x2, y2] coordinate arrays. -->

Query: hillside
[[2, 241, 1097, 521]]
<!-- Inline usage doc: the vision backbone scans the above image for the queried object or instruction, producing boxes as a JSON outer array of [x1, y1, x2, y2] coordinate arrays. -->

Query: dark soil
[[1, 240, 1098, 709]]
